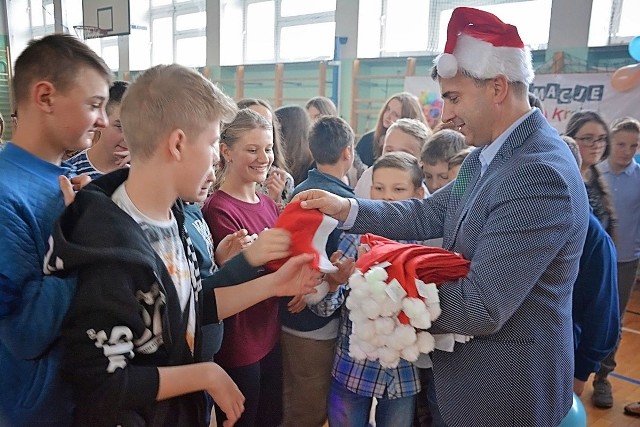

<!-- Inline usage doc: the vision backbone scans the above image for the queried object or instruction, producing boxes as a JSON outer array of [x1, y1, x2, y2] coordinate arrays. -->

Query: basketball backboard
[[81, 0, 131, 38]]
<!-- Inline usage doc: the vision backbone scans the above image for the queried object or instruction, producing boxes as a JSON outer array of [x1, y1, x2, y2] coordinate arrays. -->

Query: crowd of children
[[1, 18, 639, 426]]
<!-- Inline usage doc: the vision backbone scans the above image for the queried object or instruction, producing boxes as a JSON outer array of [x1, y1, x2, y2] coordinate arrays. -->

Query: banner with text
[[530, 73, 640, 133]]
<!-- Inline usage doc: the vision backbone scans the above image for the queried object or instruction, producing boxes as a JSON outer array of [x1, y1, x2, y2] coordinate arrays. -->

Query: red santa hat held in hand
[[265, 201, 338, 274], [434, 7, 534, 85]]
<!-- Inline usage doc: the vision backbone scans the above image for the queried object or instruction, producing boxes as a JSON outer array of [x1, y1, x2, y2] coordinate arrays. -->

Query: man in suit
[[295, 7, 589, 427]]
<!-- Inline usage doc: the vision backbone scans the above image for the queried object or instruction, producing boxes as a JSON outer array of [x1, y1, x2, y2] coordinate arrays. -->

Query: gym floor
[[583, 285, 640, 426]]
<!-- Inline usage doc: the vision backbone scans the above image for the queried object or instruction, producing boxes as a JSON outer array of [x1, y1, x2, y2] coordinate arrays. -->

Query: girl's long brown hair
[[372, 92, 426, 159]]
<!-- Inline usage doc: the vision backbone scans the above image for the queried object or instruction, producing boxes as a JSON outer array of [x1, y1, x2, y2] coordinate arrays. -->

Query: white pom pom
[[370, 334, 385, 347], [364, 266, 388, 283], [374, 317, 396, 335], [357, 338, 378, 354], [354, 318, 376, 342], [348, 336, 367, 361], [371, 288, 389, 305], [436, 53, 458, 79], [365, 348, 380, 361], [402, 298, 426, 319], [378, 346, 400, 369], [303, 280, 329, 305], [410, 311, 432, 330], [345, 295, 358, 311], [368, 279, 387, 296], [417, 331, 436, 354], [401, 343, 420, 362], [385, 331, 404, 351], [350, 286, 369, 301], [349, 272, 367, 290], [395, 324, 417, 347], [379, 295, 403, 317], [427, 302, 442, 321], [361, 297, 382, 319], [349, 308, 368, 324]]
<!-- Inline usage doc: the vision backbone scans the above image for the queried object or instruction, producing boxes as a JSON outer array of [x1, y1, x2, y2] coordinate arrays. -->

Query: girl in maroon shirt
[[203, 109, 282, 427]]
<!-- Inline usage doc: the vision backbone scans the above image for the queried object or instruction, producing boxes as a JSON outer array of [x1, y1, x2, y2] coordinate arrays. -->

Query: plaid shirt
[[311, 232, 421, 399]]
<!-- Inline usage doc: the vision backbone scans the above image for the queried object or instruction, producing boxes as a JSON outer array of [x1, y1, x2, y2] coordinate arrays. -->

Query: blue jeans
[[328, 378, 416, 427]]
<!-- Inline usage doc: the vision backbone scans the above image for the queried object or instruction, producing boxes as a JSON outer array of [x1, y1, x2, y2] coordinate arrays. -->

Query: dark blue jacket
[[573, 212, 620, 380]]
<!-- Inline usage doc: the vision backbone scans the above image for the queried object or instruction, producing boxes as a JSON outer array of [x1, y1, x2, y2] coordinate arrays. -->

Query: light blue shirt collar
[[599, 158, 638, 176], [479, 109, 536, 176]]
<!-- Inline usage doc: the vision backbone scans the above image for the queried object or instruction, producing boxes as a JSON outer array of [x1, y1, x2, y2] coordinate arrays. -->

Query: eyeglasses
[[575, 135, 607, 147]]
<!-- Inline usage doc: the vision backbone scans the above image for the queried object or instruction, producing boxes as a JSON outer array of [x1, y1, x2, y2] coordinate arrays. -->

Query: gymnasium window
[[149, 0, 207, 67], [358, 0, 552, 58], [9, 0, 56, 59], [221, 0, 336, 65], [438, 1, 552, 52], [589, 0, 639, 46]]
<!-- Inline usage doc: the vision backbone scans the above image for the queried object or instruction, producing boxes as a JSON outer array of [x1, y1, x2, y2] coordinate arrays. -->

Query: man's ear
[[491, 75, 509, 104], [33, 81, 55, 113], [168, 129, 186, 161], [414, 185, 425, 199]]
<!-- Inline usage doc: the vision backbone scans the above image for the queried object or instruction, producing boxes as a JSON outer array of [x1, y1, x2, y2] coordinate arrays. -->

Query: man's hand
[[59, 174, 92, 206], [215, 229, 251, 266], [292, 189, 351, 222], [273, 253, 323, 297], [243, 228, 291, 267], [206, 363, 245, 427]]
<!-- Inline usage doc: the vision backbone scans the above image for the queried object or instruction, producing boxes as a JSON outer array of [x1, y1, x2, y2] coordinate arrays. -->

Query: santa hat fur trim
[[435, 7, 534, 84]]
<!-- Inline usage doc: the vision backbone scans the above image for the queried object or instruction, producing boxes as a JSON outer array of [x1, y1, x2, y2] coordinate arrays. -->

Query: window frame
[[150, 0, 207, 66], [241, 0, 336, 64]]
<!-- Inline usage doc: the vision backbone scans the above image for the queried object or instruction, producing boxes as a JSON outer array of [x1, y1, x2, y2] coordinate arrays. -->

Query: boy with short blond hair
[[0, 34, 111, 425], [354, 118, 432, 198], [420, 129, 467, 194], [44, 64, 321, 426]]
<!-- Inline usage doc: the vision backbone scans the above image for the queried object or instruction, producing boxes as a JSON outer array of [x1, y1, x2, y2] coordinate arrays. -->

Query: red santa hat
[[434, 7, 534, 84], [265, 201, 339, 273], [357, 234, 470, 324]]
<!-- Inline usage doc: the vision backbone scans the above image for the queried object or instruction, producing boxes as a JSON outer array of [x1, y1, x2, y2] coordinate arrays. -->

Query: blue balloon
[[558, 394, 587, 427], [629, 36, 640, 62]]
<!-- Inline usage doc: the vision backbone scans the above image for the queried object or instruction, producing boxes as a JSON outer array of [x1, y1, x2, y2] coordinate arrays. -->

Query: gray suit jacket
[[352, 110, 589, 427]]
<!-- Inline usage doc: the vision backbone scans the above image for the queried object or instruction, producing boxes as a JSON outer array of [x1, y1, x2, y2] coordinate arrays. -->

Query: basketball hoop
[[73, 25, 108, 40]]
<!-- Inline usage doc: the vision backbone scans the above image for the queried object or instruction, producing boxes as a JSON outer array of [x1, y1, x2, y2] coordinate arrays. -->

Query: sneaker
[[624, 402, 640, 417], [592, 377, 613, 408]]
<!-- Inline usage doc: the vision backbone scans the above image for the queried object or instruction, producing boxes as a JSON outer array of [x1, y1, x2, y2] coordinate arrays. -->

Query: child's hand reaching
[[59, 174, 92, 206], [206, 363, 245, 427], [243, 228, 291, 267], [114, 150, 131, 167], [264, 168, 286, 203], [215, 229, 253, 266], [326, 251, 356, 291], [273, 253, 323, 297]]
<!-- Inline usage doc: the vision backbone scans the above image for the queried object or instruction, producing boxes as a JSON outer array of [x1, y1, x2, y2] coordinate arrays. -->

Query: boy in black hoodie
[[45, 64, 322, 426]]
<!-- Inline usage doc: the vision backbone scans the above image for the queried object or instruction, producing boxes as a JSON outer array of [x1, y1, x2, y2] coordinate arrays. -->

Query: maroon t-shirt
[[202, 190, 280, 368]]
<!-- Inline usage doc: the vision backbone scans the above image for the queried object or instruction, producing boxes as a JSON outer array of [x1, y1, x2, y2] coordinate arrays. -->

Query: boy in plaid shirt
[[313, 152, 433, 426]]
